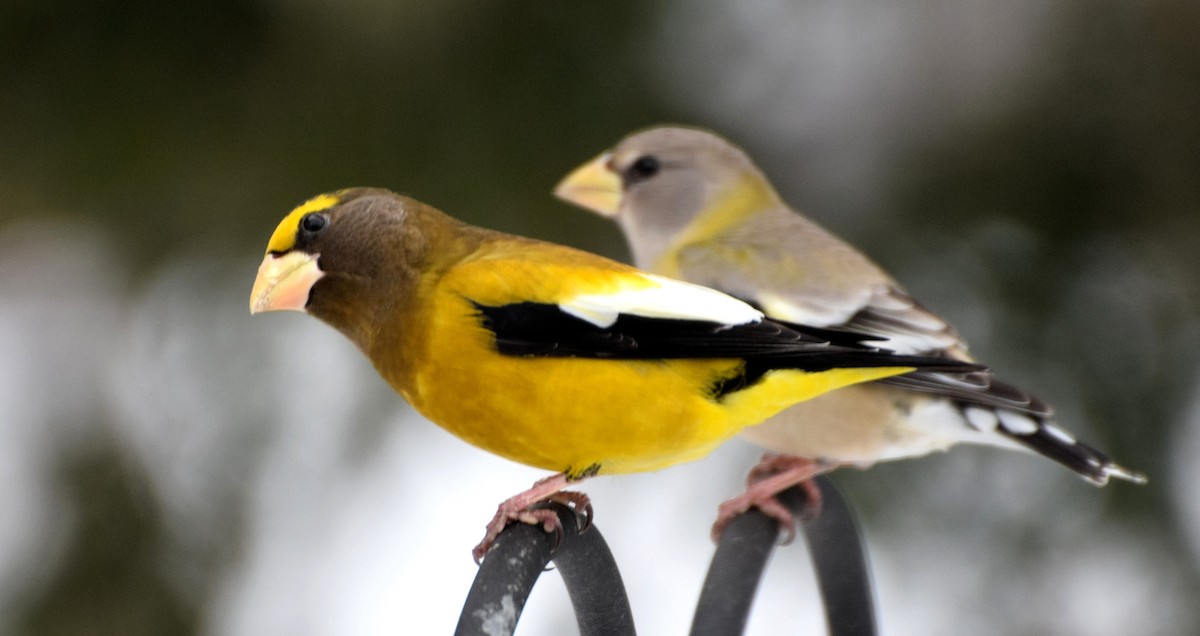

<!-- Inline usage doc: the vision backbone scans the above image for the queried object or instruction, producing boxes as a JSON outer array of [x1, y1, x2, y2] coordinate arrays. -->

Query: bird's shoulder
[[443, 236, 650, 306], [441, 236, 762, 329]]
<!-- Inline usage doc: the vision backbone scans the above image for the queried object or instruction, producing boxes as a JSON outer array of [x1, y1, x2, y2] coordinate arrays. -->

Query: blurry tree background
[[1, 1, 1198, 634]]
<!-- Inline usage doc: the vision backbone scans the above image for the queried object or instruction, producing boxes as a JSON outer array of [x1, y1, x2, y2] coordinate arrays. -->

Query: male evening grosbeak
[[555, 126, 1145, 535], [249, 188, 978, 560]]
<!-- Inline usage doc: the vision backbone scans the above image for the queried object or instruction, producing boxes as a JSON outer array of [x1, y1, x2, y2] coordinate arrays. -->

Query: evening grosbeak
[[555, 126, 1145, 536], [249, 188, 978, 560]]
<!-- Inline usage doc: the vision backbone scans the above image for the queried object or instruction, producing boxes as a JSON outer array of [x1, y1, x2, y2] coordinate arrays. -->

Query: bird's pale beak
[[249, 251, 324, 314], [553, 152, 623, 217]]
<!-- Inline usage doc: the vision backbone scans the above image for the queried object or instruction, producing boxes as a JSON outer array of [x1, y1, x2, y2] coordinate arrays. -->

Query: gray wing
[[674, 207, 964, 356]]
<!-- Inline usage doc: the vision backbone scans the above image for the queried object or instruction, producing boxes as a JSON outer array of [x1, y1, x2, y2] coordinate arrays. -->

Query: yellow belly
[[406, 353, 742, 476]]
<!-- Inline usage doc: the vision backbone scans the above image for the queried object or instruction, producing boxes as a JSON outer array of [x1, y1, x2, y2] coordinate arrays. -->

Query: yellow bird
[[556, 126, 1145, 535], [249, 188, 978, 560]]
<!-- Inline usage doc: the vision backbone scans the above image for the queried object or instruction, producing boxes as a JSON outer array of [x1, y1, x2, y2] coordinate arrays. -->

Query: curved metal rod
[[552, 504, 637, 636], [455, 502, 636, 636], [690, 478, 877, 636], [803, 478, 877, 636]]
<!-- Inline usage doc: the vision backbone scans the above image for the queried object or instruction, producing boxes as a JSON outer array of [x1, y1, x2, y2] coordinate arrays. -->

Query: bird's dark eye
[[625, 155, 661, 182], [300, 213, 327, 233]]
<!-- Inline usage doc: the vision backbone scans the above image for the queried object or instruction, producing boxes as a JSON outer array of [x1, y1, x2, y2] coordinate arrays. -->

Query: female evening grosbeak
[[249, 188, 978, 560], [555, 126, 1145, 536]]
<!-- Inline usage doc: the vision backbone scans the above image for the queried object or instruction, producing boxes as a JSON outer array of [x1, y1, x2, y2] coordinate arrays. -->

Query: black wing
[[878, 371, 1052, 416], [472, 301, 982, 374]]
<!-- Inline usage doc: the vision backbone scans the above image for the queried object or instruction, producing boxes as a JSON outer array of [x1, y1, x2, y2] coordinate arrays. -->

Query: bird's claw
[[472, 490, 593, 564], [711, 456, 825, 543], [546, 490, 594, 533], [711, 492, 800, 543]]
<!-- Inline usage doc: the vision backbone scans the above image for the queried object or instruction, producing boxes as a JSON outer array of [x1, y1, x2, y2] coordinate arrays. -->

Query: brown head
[[249, 188, 468, 350]]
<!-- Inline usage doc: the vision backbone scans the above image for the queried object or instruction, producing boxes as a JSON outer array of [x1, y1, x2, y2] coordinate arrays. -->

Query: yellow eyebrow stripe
[[265, 193, 341, 254]]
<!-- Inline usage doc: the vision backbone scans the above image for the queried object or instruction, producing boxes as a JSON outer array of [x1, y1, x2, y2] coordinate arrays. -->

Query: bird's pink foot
[[472, 473, 592, 563], [711, 454, 829, 543]]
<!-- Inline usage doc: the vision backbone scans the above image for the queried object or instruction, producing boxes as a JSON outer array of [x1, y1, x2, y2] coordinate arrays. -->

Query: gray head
[[555, 126, 781, 270]]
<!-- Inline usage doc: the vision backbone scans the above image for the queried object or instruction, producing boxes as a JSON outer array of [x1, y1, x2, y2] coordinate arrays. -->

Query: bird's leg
[[472, 472, 593, 563], [712, 454, 833, 543]]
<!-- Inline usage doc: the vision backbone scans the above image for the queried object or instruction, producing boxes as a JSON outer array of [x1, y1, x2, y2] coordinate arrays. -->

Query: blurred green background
[[2, 1, 1198, 634]]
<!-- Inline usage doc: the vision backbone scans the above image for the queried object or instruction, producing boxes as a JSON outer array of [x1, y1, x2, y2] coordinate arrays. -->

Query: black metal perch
[[455, 502, 636, 636], [800, 478, 878, 636], [691, 477, 877, 636], [455, 478, 876, 636]]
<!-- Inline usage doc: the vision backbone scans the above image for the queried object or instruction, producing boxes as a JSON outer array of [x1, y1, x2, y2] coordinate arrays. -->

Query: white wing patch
[[1042, 423, 1077, 445], [559, 273, 763, 328], [964, 406, 1000, 432], [874, 399, 1025, 460], [873, 333, 956, 356], [998, 410, 1039, 435], [757, 287, 960, 355], [756, 290, 869, 327]]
